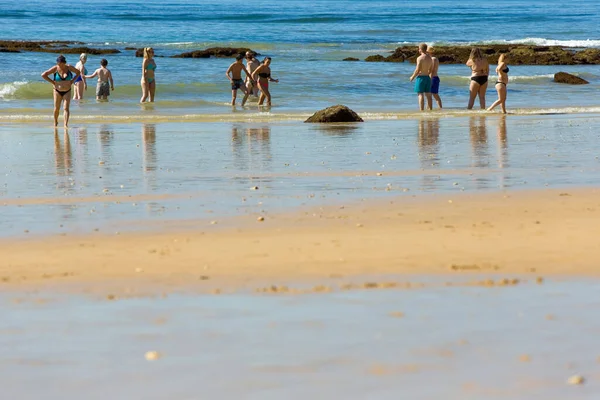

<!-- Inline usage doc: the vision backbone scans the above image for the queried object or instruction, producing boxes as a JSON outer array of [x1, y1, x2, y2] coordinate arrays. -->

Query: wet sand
[[3, 115, 600, 397], [2, 280, 600, 399], [2, 188, 600, 293]]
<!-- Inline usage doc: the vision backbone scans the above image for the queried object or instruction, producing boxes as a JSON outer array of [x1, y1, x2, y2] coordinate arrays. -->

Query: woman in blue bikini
[[141, 47, 157, 102], [41, 55, 80, 127]]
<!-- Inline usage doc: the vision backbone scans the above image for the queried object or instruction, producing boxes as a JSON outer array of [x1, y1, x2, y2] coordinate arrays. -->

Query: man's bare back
[[415, 53, 433, 76]]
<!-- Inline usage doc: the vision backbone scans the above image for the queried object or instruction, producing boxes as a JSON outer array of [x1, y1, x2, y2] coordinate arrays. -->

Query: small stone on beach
[[567, 375, 585, 385], [145, 351, 160, 361], [257, 216, 265, 221]]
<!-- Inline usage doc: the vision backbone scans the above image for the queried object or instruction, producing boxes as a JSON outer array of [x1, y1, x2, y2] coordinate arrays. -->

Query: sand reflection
[[231, 125, 272, 172], [417, 119, 441, 190], [469, 116, 489, 168]]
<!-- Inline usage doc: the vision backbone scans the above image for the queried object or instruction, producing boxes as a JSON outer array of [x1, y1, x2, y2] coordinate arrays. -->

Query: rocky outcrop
[[0, 40, 119, 54], [364, 54, 386, 62], [554, 72, 589, 84], [305, 105, 364, 123], [365, 45, 600, 65], [172, 47, 253, 58], [343, 57, 359, 61]]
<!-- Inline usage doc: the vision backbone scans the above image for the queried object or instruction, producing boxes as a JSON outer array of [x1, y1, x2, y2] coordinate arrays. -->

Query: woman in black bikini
[[41, 55, 80, 127], [487, 54, 509, 114], [251, 57, 279, 107], [466, 47, 489, 110]]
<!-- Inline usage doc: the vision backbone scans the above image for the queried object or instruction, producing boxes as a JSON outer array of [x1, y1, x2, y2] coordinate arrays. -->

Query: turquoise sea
[[1, 0, 600, 120]]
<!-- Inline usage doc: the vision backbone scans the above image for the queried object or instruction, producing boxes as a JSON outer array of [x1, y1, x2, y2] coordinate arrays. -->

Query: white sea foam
[[478, 38, 600, 48], [0, 81, 28, 100], [427, 38, 600, 48]]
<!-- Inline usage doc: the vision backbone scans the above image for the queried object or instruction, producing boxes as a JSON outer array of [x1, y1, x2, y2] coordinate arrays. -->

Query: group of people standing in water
[[410, 43, 509, 114], [41, 43, 509, 127], [41, 48, 279, 127]]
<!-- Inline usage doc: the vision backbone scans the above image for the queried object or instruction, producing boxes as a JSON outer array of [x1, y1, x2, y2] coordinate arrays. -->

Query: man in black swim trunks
[[226, 54, 253, 106]]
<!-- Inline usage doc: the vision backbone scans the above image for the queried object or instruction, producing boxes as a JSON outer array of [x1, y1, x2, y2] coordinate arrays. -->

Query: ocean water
[[1, 0, 600, 119]]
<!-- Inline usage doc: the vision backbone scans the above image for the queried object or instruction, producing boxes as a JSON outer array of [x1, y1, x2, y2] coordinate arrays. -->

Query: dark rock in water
[[343, 57, 359, 61], [0, 40, 117, 55], [0, 48, 21, 53], [554, 72, 589, 84], [45, 47, 120, 55], [172, 47, 253, 58], [366, 44, 600, 65], [305, 105, 364, 123], [124, 47, 137, 50], [365, 54, 386, 62]]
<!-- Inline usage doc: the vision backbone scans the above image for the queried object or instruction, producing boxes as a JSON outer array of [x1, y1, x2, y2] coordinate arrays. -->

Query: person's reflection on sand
[[496, 115, 509, 188], [469, 116, 489, 168], [231, 124, 271, 172], [75, 126, 87, 147], [98, 124, 114, 160], [497, 114, 508, 167], [417, 118, 440, 190], [418, 118, 440, 167], [54, 127, 72, 176], [142, 124, 157, 172], [53, 128, 76, 222]]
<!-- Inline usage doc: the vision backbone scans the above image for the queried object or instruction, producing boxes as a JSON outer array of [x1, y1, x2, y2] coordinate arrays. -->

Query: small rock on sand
[[567, 375, 585, 385], [145, 351, 160, 361], [257, 216, 265, 222]]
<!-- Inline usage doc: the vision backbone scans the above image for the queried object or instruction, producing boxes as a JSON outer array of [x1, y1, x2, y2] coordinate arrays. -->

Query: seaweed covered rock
[[172, 47, 253, 58], [364, 44, 600, 65], [0, 40, 118, 55], [305, 105, 364, 123], [343, 57, 359, 61], [554, 72, 589, 84]]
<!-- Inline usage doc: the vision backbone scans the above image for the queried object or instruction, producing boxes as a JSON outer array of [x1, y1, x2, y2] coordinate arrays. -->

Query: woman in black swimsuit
[[251, 57, 279, 107], [466, 47, 489, 110], [487, 54, 509, 114], [41, 55, 80, 127]]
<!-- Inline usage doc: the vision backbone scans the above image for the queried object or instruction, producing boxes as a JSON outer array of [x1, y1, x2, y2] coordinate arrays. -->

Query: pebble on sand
[[257, 216, 265, 222], [145, 351, 160, 361], [567, 375, 585, 385], [250, 186, 259, 190]]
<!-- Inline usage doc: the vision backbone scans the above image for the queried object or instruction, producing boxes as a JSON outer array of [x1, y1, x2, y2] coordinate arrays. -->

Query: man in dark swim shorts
[[427, 46, 443, 109], [226, 54, 253, 106]]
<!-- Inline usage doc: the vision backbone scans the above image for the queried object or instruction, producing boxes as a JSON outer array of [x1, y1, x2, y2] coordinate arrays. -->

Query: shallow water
[[2, 278, 599, 399], [2, 114, 600, 236], [1, 0, 600, 116]]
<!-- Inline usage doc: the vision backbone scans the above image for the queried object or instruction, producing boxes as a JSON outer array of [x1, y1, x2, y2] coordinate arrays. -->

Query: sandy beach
[[2, 187, 599, 294]]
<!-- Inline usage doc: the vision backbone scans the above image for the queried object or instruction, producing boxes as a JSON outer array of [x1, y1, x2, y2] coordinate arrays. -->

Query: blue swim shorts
[[431, 76, 440, 94], [414, 75, 432, 93]]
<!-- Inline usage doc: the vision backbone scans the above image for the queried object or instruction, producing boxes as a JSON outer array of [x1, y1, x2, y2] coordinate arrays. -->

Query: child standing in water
[[86, 59, 114, 101]]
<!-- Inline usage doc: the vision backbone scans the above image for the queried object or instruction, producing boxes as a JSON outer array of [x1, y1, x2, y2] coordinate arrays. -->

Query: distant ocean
[[1, 0, 600, 121]]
